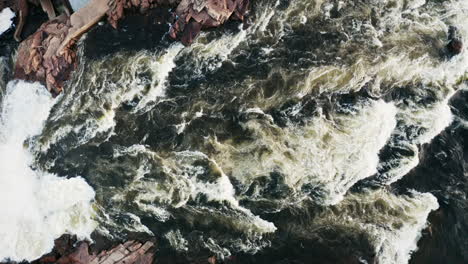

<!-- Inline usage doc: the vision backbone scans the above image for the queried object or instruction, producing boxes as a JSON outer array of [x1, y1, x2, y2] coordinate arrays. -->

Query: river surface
[[0, 0, 468, 263]]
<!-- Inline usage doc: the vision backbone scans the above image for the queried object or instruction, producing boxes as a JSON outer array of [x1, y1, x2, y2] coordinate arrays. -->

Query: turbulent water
[[0, 8, 14, 36], [1, 0, 468, 263]]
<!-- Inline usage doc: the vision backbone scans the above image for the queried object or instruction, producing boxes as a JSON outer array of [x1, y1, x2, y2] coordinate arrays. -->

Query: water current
[[1, 0, 468, 263]]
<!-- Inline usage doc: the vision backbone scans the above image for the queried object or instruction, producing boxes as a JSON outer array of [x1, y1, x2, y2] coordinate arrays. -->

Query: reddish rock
[[134, 254, 154, 264], [106, 0, 250, 45], [106, 0, 178, 28], [32, 239, 155, 264], [180, 19, 203, 45], [169, 0, 249, 45], [37, 255, 57, 263], [1, 0, 72, 42], [66, 243, 95, 264], [14, 14, 77, 94], [54, 235, 76, 256]]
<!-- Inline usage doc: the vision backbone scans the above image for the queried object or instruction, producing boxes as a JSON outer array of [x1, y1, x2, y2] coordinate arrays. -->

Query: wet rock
[[208, 256, 217, 264], [88, 241, 155, 264], [14, 0, 111, 94], [14, 0, 29, 42], [58, 0, 111, 53], [169, 0, 250, 45], [106, 0, 250, 45], [447, 26, 463, 56], [56, 243, 94, 264], [54, 234, 76, 256], [32, 239, 156, 264], [14, 15, 77, 94]]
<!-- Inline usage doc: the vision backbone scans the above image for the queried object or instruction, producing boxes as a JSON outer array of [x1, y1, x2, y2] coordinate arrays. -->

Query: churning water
[[1, 0, 468, 263], [0, 8, 14, 37], [0, 81, 95, 262]]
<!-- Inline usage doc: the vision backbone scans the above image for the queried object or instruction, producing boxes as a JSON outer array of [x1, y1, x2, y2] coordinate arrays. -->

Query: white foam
[[39, 45, 183, 152], [304, 190, 439, 264], [165, 230, 189, 252], [377, 93, 454, 185], [107, 146, 276, 236], [134, 44, 184, 112], [0, 81, 96, 262], [185, 0, 281, 74], [181, 151, 277, 234], [0, 8, 15, 36], [212, 100, 397, 205], [371, 191, 438, 264]]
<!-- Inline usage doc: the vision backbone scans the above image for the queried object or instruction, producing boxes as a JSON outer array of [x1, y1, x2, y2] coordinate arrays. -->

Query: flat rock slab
[[36, 240, 156, 264]]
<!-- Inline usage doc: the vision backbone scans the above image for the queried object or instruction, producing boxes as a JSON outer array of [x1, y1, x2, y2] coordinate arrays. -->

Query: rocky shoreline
[[2, 0, 249, 94], [36, 238, 155, 264]]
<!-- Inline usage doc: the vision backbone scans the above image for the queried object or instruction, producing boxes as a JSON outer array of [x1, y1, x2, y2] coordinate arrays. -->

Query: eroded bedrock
[[20, 235, 157, 264], [14, 15, 78, 95], [6, 0, 249, 94], [169, 0, 249, 44]]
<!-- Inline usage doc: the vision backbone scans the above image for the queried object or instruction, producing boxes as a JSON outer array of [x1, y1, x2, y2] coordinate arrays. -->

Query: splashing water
[[0, 81, 96, 262], [3, 0, 468, 262], [0, 8, 14, 36]]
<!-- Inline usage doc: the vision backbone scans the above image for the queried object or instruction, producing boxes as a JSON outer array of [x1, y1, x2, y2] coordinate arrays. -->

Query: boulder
[[169, 0, 249, 45], [34, 239, 155, 264], [14, 14, 77, 94], [447, 26, 463, 56]]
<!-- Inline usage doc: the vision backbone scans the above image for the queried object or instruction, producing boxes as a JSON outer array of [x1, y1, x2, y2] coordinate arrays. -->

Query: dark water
[[399, 90, 468, 264], [1, 0, 468, 263]]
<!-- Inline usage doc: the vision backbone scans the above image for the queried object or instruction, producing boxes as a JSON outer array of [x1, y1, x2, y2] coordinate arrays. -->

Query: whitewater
[[1, 0, 468, 263], [0, 81, 95, 262]]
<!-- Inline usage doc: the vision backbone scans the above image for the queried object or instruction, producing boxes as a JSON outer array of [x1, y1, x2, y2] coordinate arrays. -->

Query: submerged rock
[[106, 0, 249, 45], [447, 26, 463, 56], [14, 15, 78, 94]]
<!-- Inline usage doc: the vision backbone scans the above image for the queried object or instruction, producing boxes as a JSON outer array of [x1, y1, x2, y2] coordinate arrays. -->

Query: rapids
[[0, 8, 14, 36], [1, 0, 468, 263], [0, 81, 95, 262]]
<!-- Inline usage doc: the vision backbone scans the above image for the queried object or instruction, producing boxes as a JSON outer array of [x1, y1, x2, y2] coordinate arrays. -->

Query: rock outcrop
[[13, 0, 111, 94], [8, 0, 249, 94], [32, 239, 155, 264], [106, 0, 179, 28], [169, 0, 249, 45], [0, 0, 72, 42]]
